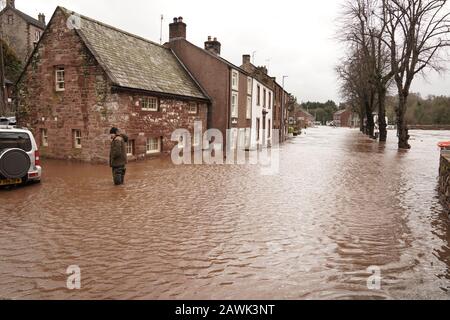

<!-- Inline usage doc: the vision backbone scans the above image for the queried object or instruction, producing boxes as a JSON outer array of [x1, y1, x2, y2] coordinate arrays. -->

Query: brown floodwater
[[1, 127, 450, 300]]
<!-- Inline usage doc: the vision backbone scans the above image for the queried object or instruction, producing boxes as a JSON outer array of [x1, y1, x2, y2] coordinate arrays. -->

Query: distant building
[[334, 108, 357, 128], [0, 0, 46, 63], [289, 104, 314, 131], [17, 7, 209, 163]]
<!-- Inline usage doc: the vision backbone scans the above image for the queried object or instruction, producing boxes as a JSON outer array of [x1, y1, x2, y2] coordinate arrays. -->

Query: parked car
[[0, 125, 42, 186]]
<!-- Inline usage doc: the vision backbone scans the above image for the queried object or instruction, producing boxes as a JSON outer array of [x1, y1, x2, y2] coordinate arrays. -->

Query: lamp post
[[281, 76, 288, 140]]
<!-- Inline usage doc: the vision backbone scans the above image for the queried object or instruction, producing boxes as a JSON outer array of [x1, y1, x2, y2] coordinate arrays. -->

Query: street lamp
[[282, 76, 288, 139]]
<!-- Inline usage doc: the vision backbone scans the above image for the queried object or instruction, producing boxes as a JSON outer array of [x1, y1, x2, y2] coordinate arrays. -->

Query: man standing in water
[[109, 127, 128, 185]]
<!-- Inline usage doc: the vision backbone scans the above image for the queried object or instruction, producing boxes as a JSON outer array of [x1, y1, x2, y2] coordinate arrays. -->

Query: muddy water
[[0, 127, 449, 299]]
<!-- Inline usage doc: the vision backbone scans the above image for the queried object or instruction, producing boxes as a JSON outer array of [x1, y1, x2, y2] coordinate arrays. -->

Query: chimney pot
[[205, 36, 221, 55], [243, 54, 251, 65], [169, 16, 187, 41]]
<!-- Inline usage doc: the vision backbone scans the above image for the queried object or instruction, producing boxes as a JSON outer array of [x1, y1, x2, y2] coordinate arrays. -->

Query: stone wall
[[439, 154, 450, 212]]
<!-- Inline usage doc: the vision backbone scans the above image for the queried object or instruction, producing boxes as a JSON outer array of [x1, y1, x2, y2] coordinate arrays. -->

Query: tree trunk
[[378, 89, 387, 142], [366, 107, 375, 138], [397, 94, 411, 149]]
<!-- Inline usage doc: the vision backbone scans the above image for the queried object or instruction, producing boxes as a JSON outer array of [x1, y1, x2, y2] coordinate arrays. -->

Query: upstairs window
[[247, 77, 252, 95], [269, 92, 272, 109], [188, 102, 198, 114], [55, 67, 65, 92], [141, 97, 159, 111], [231, 70, 239, 91], [7, 15, 13, 25], [263, 89, 266, 108], [246, 96, 252, 119], [35, 31, 41, 42], [257, 85, 261, 106], [231, 92, 239, 118]]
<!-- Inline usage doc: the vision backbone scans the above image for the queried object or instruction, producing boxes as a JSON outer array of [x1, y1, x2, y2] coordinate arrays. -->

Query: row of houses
[[4, 3, 295, 163]]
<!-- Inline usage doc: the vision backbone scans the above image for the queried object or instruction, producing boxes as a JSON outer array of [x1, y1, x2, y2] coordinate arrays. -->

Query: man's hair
[[110, 127, 120, 135]]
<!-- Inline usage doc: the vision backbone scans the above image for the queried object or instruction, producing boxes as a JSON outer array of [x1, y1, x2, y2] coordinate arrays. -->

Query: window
[[141, 97, 158, 111], [55, 67, 65, 92], [247, 77, 252, 95], [257, 85, 261, 106], [73, 130, 81, 149], [245, 128, 251, 148], [7, 15, 13, 25], [188, 102, 198, 114], [0, 132, 32, 152], [126, 140, 135, 156], [268, 120, 271, 138], [263, 89, 266, 108], [246, 96, 252, 120], [232, 70, 239, 90], [146, 137, 161, 154], [268, 92, 272, 109], [41, 128, 48, 147], [231, 92, 238, 118], [35, 31, 41, 42]]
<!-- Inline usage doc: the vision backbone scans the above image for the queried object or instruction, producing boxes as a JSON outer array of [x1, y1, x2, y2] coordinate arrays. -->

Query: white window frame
[[141, 97, 159, 111], [263, 88, 266, 108], [73, 130, 81, 149], [126, 140, 134, 156], [231, 92, 239, 118], [231, 70, 239, 91], [246, 96, 252, 120], [188, 102, 198, 114], [55, 67, 65, 92], [247, 77, 252, 95], [35, 31, 41, 42], [41, 128, 48, 147], [146, 137, 161, 154], [268, 92, 272, 109]]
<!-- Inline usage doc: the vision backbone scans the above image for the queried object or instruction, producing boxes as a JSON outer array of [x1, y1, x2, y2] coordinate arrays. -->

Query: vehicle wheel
[[0, 148, 31, 179]]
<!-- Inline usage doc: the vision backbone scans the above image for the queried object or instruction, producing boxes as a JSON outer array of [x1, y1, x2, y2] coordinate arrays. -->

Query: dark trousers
[[112, 166, 126, 185]]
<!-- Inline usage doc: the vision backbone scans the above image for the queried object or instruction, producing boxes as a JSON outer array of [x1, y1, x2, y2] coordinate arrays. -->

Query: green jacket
[[110, 134, 128, 167]]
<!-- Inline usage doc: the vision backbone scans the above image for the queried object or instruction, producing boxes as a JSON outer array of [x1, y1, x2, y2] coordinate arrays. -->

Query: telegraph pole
[[282, 75, 288, 140], [159, 14, 163, 45]]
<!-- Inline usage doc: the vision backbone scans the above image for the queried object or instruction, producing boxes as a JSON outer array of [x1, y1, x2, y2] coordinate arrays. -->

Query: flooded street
[[1, 127, 450, 299]]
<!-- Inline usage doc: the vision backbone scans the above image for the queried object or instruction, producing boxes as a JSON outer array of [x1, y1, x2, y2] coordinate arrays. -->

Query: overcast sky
[[14, 0, 450, 103]]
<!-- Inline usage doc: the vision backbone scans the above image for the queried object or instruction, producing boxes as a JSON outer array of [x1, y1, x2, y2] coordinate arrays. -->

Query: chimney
[[258, 66, 268, 75], [6, 0, 15, 8], [204, 36, 221, 55], [242, 54, 251, 65], [169, 16, 186, 41], [38, 13, 46, 25]]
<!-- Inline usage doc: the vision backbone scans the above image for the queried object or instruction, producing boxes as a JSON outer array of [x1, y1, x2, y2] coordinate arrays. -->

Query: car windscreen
[[0, 132, 32, 152]]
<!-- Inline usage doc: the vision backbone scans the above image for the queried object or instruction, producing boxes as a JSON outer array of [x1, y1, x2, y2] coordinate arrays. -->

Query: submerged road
[[1, 127, 449, 299]]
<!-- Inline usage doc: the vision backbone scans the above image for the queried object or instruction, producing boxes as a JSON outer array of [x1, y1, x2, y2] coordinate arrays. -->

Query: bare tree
[[381, 0, 450, 149]]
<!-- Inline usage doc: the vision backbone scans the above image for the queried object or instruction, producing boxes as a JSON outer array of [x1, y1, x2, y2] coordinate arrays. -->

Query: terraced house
[[17, 7, 210, 163], [166, 18, 251, 151]]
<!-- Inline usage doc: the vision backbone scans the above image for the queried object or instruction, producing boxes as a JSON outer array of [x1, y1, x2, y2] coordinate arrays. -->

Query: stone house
[[0, 0, 46, 63], [17, 7, 210, 163], [166, 18, 251, 151]]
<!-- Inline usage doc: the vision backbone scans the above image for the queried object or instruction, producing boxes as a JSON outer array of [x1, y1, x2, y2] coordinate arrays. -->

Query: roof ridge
[[58, 6, 168, 50]]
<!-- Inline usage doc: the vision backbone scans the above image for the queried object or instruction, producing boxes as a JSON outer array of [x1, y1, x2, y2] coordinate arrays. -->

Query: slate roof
[[59, 7, 208, 101], [334, 109, 348, 116], [0, 5, 46, 29]]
